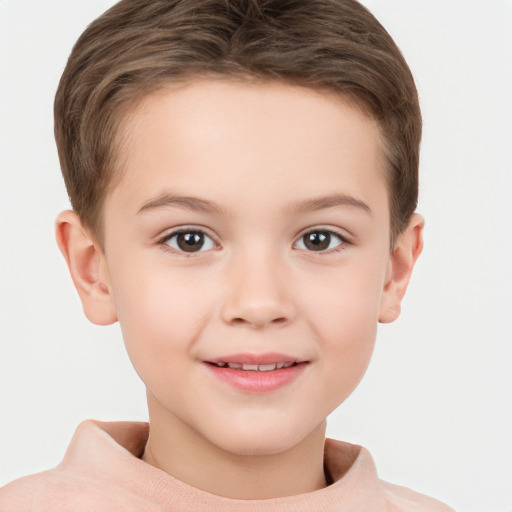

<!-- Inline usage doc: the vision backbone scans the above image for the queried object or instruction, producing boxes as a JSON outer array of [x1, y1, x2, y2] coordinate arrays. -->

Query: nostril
[[229, 316, 288, 328]]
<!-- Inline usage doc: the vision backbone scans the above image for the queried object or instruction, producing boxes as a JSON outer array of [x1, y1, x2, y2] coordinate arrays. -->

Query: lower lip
[[204, 363, 308, 393]]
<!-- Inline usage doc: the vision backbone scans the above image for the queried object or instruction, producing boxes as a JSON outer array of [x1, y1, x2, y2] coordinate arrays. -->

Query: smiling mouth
[[207, 361, 300, 372], [204, 356, 308, 392]]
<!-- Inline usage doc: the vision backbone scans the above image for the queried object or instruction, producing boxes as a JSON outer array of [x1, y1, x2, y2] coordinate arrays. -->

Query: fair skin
[[56, 80, 423, 499]]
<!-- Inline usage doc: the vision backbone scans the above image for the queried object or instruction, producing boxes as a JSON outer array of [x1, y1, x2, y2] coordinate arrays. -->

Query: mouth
[[206, 361, 300, 372], [203, 354, 309, 392]]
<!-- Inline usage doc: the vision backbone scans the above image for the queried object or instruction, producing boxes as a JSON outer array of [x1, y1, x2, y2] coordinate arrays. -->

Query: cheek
[[108, 259, 214, 375], [316, 292, 378, 384], [301, 258, 384, 337], [299, 264, 383, 397]]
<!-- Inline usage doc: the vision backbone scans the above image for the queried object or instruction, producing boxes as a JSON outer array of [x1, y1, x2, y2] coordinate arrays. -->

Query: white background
[[0, 1, 510, 511]]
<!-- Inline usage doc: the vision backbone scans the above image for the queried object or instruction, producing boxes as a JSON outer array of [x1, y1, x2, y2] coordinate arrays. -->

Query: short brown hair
[[55, 0, 421, 246]]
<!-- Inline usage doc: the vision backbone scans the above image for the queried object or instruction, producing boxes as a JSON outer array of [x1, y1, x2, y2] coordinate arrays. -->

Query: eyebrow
[[137, 192, 371, 216], [137, 193, 225, 215], [289, 194, 372, 215]]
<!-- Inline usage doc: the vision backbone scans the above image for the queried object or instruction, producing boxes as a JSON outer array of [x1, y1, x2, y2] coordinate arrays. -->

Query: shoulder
[[0, 420, 162, 512], [323, 439, 455, 511], [382, 480, 455, 512], [0, 469, 88, 512], [0, 471, 48, 512], [0, 468, 166, 512]]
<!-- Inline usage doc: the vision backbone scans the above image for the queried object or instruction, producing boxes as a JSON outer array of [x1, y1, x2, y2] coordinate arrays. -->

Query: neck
[[142, 393, 328, 499]]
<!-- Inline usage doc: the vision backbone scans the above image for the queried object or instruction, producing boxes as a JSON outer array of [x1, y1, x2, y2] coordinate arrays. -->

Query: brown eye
[[295, 230, 344, 252], [177, 232, 204, 252], [164, 230, 215, 253]]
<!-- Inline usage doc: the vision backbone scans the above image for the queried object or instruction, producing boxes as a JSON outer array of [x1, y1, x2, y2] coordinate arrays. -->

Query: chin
[[205, 420, 320, 457], [218, 437, 298, 457]]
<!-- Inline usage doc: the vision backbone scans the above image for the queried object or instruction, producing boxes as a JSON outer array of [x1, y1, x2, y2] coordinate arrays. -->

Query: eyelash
[[293, 228, 349, 255], [157, 227, 350, 256], [158, 227, 219, 257]]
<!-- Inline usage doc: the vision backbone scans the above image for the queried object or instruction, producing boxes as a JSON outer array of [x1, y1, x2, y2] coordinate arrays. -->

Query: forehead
[[108, 79, 388, 220]]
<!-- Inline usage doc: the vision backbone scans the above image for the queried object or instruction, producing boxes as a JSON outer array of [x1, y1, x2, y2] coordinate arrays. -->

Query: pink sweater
[[0, 420, 454, 511]]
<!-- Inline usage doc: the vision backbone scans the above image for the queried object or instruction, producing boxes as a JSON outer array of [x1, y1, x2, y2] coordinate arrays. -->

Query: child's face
[[99, 80, 394, 455]]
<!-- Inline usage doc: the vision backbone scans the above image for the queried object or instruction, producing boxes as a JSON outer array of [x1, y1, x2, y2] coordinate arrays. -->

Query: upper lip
[[205, 353, 308, 365]]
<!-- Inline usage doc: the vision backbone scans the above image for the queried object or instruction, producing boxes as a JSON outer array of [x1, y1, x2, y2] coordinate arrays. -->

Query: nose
[[220, 251, 295, 329]]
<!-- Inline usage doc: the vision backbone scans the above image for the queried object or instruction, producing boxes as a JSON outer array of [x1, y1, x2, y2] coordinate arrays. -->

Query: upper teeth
[[215, 362, 295, 371]]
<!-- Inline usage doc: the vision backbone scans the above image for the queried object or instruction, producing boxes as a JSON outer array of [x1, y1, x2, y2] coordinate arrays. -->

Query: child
[[0, 0, 454, 510]]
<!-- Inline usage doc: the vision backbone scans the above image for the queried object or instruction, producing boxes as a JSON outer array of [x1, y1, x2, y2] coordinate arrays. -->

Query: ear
[[55, 210, 117, 326], [379, 213, 424, 323]]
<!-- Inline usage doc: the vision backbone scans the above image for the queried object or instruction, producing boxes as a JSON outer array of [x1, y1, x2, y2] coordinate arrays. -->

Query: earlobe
[[378, 213, 424, 324], [55, 210, 118, 326]]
